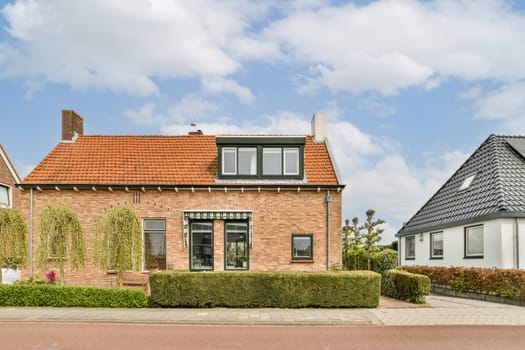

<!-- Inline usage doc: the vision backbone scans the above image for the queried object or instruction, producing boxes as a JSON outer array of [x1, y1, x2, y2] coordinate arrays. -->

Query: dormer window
[[217, 137, 305, 179]]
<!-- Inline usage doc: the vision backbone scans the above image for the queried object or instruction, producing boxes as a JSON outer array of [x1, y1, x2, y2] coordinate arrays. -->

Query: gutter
[[326, 190, 332, 271], [29, 188, 33, 278]]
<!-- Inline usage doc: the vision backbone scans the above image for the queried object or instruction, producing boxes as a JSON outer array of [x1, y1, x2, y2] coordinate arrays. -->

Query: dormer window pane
[[222, 148, 236, 175], [459, 174, 476, 191], [238, 148, 257, 175], [263, 148, 282, 175], [284, 148, 299, 175]]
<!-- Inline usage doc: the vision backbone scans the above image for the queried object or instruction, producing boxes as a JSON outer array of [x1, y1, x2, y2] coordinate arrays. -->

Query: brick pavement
[[0, 295, 524, 326]]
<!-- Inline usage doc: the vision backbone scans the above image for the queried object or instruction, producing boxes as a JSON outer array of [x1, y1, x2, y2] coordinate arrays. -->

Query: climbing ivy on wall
[[38, 204, 85, 286], [93, 206, 142, 287]]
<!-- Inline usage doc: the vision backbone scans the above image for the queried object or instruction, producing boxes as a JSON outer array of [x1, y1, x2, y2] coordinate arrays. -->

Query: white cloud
[[0, 0, 258, 95], [263, 0, 525, 94], [472, 82, 525, 133], [202, 77, 254, 103]]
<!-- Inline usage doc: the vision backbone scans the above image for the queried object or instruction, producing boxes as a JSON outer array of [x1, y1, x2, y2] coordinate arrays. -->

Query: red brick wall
[[18, 187, 342, 286]]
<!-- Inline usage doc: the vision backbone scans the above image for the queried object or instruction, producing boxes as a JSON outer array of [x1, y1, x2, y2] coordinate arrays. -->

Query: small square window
[[459, 174, 476, 191], [465, 225, 483, 258], [430, 232, 443, 259], [292, 234, 313, 260], [405, 236, 415, 260]]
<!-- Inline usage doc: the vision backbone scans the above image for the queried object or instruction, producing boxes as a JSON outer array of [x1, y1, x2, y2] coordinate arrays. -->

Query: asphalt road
[[1, 323, 525, 350]]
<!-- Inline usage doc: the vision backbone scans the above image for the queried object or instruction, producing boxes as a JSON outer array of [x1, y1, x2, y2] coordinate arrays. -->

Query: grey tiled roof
[[397, 135, 525, 236]]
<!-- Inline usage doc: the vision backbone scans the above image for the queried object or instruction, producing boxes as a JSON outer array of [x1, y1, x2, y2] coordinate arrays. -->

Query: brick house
[[18, 110, 344, 286], [0, 144, 21, 209]]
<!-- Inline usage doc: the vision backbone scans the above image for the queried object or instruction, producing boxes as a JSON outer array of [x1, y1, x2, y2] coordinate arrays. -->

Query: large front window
[[225, 222, 248, 270], [430, 232, 443, 259], [0, 185, 9, 207], [465, 225, 483, 258], [144, 219, 166, 270], [191, 221, 214, 270]]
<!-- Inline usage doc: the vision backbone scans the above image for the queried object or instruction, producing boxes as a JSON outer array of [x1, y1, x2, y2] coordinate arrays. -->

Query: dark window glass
[[225, 222, 248, 270], [405, 236, 415, 259], [292, 234, 313, 260], [191, 222, 214, 270]]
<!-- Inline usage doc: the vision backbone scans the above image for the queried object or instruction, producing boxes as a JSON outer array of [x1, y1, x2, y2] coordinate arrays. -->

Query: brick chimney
[[311, 112, 327, 143], [62, 110, 84, 142]]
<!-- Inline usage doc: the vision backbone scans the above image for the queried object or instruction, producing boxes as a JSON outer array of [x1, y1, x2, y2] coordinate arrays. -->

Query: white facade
[[400, 218, 525, 269]]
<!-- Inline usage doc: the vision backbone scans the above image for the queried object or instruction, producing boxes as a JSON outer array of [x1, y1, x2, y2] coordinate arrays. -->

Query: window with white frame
[[465, 225, 483, 258], [405, 236, 415, 259], [284, 148, 299, 175], [430, 232, 443, 259], [0, 185, 9, 207], [263, 148, 282, 175]]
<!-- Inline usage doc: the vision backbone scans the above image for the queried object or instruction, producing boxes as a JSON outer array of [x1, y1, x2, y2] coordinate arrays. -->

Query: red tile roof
[[22, 135, 339, 186]]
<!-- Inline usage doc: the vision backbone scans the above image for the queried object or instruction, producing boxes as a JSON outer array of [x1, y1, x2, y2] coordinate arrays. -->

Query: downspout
[[514, 218, 520, 269], [398, 237, 402, 266], [29, 188, 34, 278], [325, 190, 332, 271]]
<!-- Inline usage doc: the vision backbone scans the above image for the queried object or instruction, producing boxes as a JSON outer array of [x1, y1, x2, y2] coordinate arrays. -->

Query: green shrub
[[382, 269, 430, 304], [343, 251, 369, 270], [0, 284, 147, 307], [371, 249, 398, 274], [401, 266, 525, 301], [150, 271, 381, 308]]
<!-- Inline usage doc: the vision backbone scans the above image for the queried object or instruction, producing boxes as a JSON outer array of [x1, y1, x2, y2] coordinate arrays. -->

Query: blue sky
[[2, 0, 525, 243]]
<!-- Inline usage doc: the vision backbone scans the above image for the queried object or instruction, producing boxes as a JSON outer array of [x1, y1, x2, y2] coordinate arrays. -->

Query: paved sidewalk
[[0, 295, 524, 326]]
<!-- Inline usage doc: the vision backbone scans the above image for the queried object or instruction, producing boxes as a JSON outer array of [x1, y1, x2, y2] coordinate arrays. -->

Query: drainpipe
[[325, 190, 332, 271], [398, 237, 402, 266], [514, 218, 520, 269], [29, 188, 34, 278]]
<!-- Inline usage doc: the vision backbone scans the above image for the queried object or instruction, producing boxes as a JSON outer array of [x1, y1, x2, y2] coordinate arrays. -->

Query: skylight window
[[459, 174, 476, 191]]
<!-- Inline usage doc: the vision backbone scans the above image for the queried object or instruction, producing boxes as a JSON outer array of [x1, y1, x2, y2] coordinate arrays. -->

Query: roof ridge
[[489, 136, 508, 211]]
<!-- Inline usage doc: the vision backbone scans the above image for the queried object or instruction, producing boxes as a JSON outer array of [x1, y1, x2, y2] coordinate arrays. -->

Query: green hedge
[[381, 269, 430, 304], [343, 248, 398, 273], [0, 284, 147, 307], [401, 266, 525, 301], [150, 271, 380, 308]]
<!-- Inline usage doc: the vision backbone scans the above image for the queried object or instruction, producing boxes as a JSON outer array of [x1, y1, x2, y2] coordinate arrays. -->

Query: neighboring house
[[397, 135, 525, 270], [17, 110, 344, 286], [0, 144, 21, 208]]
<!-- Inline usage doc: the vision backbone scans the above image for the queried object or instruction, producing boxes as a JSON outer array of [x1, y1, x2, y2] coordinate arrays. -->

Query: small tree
[[0, 208, 28, 283], [93, 206, 142, 287], [362, 209, 385, 270], [342, 217, 365, 270], [38, 204, 85, 286]]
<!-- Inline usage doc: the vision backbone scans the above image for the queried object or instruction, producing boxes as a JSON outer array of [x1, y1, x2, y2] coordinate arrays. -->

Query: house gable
[[398, 135, 525, 236]]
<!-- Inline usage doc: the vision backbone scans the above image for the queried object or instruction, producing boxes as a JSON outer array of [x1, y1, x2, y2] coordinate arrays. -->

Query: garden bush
[[381, 269, 430, 304], [371, 249, 398, 274], [150, 271, 381, 308], [0, 284, 147, 307], [401, 266, 525, 301]]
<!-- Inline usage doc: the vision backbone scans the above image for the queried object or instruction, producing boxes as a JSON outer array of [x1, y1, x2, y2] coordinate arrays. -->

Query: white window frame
[[283, 148, 299, 175], [238, 147, 257, 175], [0, 184, 11, 208], [405, 236, 415, 260], [465, 225, 484, 258], [222, 148, 237, 175], [430, 231, 443, 259]]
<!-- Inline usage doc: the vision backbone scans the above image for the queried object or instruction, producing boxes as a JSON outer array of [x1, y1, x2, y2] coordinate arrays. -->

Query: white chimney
[[311, 112, 327, 143]]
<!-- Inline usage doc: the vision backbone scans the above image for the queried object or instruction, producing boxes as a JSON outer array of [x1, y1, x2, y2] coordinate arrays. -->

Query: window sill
[[464, 255, 484, 259], [430, 257, 443, 260], [405, 257, 415, 260], [290, 259, 314, 263]]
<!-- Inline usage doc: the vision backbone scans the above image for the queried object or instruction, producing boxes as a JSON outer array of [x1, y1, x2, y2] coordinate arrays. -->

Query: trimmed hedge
[[401, 266, 525, 301], [150, 271, 380, 308], [0, 284, 147, 307], [381, 269, 430, 304], [343, 248, 398, 273]]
